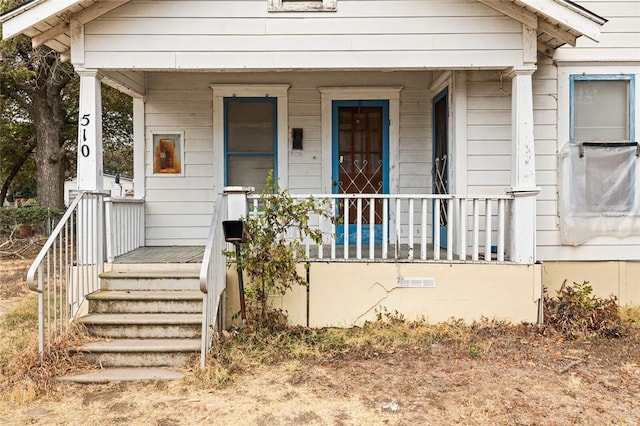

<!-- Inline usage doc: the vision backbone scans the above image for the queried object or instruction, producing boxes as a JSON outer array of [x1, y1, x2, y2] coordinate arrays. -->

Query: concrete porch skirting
[[226, 262, 543, 327]]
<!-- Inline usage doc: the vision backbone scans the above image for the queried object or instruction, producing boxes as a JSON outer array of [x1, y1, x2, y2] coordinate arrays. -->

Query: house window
[[570, 75, 637, 213], [268, 0, 337, 12], [571, 76, 633, 142], [224, 97, 277, 193]]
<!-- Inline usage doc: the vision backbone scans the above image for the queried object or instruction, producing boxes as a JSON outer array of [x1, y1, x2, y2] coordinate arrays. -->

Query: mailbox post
[[222, 220, 249, 324]]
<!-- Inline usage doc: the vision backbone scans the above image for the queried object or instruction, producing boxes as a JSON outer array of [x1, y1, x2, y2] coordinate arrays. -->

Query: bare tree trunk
[[32, 87, 65, 208]]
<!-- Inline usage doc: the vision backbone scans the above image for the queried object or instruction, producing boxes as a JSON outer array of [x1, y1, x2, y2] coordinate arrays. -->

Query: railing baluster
[[343, 198, 349, 260], [408, 198, 414, 260], [356, 198, 362, 260], [331, 198, 336, 260], [382, 198, 388, 260], [446, 198, 453, 261], [472, 198, 479, 261], [105, 199, 113, 262], [498, 199, 505, 262], [459, 198, 467, 261], [421, 198, 427, 260], [318, 205, 324, 260], [369, 197, 375, 260], [433, 198, 441, 261], [395, 198, 401, 259], [485, 199, 492, 261]]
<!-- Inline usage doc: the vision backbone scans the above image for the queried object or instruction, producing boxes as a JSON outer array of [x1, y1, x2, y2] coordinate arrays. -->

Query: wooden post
[[507, 66, 539, 264], [76, 69, 103, 191], [133, 96, 146, 200], [76, 70, 104, 265]]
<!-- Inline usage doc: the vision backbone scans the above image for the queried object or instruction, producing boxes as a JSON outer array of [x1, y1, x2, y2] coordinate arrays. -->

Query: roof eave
[[1, 0, 81, 40], [517, 0, 606, 42]]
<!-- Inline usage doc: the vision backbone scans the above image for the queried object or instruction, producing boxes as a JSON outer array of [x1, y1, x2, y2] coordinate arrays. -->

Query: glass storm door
[[433, 88, 449, 247], [224, 97, 277, 193], [332, 100, 389, 244]]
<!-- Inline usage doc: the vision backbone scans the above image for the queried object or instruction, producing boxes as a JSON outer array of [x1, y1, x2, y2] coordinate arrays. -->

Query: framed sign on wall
[[152, 131, 184, 176]]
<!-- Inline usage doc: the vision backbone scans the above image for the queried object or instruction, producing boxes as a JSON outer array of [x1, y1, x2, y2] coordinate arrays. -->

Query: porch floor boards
[[112, 245, 478, 264], [114, 246, 205, 264]]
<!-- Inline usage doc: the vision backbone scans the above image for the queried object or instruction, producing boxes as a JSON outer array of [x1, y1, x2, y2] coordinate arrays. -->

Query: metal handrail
[[198, 193, 227, 367], [26, 191, 106, 355], [26, 191, 86, 292]]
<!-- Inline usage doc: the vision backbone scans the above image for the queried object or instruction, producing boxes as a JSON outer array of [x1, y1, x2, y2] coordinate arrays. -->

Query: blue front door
[[332, 100, 389, 244]]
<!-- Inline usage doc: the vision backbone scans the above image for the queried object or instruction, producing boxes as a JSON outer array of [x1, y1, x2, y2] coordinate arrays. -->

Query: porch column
[[507, 66, 539, 264], [76, 70, 103, 191], [132, 96, 145, 198], [76, 70, 104, 266]]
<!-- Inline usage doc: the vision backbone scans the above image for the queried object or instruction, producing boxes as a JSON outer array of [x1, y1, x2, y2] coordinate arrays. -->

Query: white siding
[[81, 0, 524, 70], [466, 70, 512, 196], [539, 1, 640, 260], [555, 0, 640, 62]]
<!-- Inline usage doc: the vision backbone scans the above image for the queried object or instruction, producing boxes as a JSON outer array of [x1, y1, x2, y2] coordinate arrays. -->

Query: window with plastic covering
[[571, 76, 636, 213], [558, 75, 639, 245]]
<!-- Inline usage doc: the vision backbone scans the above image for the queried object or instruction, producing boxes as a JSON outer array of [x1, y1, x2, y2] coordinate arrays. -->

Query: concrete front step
[[58, 367, 185, 383], [76, 263, 206, 371], [74, 339, 200, 367], [78, 313, 202, 339], [87, 290, 203, 314], [100, 272, 201, 291]]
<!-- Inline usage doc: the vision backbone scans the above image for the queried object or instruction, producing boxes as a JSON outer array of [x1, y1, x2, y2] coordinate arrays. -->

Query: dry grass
[[0, 295, 93, 404]]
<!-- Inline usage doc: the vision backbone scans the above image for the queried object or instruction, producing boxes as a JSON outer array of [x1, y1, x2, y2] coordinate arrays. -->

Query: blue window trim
[[569, 74, 636, 142], [223, 97, 278, 186], [331, 99, 390, 195]]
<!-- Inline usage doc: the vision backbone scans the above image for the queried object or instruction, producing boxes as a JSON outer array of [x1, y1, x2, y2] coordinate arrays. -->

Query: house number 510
[[80, 113, 91, 158]]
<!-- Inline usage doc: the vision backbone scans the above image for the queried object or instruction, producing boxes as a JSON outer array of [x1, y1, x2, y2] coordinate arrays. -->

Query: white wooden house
[[2, 0, 638, 369]]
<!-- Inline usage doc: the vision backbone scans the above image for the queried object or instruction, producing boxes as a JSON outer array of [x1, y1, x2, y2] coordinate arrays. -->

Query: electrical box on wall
[[292, 128, 303, 150]]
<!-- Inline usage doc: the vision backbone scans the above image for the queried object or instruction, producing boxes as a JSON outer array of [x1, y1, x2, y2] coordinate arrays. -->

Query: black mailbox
[[222, 220, 248, 243]]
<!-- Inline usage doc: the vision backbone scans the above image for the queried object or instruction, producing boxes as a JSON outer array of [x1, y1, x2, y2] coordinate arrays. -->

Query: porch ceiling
[[1, 0, 606, 59]]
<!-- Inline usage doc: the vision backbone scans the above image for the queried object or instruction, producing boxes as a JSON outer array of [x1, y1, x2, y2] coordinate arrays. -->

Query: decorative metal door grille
[[434, 154, 448, 227], [336, 106, 384, 224]]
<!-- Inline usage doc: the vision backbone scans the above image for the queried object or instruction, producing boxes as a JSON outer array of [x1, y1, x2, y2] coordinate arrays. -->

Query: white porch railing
[[198, 193, 228, 367], [27, 191, 105, 355], [248, 193, 514, 262], [105, 197, 145, 263]]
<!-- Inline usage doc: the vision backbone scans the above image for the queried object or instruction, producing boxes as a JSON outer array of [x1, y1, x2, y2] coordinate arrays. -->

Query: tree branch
[[0, 137, 36, 205]]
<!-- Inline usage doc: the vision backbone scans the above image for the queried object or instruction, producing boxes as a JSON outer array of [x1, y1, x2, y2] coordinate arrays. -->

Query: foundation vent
[[398, 277, 436, 288]]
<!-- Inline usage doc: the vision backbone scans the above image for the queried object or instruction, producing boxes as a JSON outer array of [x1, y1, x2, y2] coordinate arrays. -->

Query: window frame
[[211, 84, 290, 192], [569, 74, 635, 143], [268, 0, 337, 12]]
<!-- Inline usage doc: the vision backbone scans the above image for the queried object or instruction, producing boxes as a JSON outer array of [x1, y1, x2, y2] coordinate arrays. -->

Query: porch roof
[[1, 0, 606, 57]]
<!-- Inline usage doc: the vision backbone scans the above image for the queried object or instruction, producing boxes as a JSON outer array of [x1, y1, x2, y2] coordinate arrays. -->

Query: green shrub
[[225, 171, 334, 328], [0, 206, 64, 228], [543, 280, 624, 339]]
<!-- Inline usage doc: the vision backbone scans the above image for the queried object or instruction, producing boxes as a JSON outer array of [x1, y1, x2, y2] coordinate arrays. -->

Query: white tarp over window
[[558, 142, 640, 245]]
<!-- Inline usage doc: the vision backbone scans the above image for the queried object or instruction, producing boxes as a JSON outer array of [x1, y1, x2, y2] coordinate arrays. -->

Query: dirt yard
[[1, 247, 639, 425]]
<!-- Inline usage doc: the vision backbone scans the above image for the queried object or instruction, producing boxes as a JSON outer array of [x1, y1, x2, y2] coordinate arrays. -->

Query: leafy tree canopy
[[0, 0, 133, 207]]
